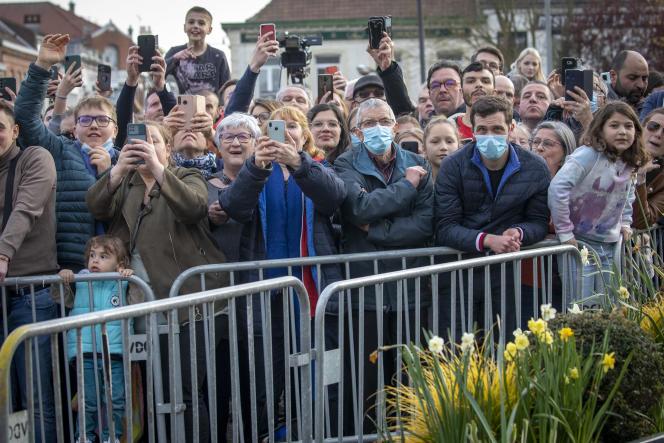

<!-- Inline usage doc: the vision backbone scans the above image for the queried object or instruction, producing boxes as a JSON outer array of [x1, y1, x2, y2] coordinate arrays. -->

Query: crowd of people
[[1, 5, 664, 442]]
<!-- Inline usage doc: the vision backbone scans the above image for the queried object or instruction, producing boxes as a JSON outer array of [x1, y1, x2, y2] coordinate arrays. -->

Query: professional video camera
[[278, 32, 323, 84]]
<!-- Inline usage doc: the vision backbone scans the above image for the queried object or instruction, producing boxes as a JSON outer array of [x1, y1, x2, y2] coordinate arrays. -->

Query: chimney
[[127, 25, 133, 39], [68, 1, 75, 13]]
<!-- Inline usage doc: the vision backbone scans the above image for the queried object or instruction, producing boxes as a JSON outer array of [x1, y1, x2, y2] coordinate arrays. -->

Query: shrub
[[550, 310, 664, 441]]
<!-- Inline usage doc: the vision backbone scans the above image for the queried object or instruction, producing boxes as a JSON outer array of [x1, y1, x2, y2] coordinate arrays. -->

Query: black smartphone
[[137, 35, 158, 73], [560, 57, 577, 85], [564, 69, 593, 101], [49, 66, 59, 81], [401, 141, 419, 154], [97, 64, 111, 91], [368, 16, 392, 50], [127, 123, 147, 164], [64, 55, 82, 73], [0, 78, 16, 101], [318, 74, 334, 99]]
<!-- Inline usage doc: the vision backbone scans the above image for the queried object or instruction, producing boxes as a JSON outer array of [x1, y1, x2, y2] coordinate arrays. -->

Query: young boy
[[165, 6, 231, 95]]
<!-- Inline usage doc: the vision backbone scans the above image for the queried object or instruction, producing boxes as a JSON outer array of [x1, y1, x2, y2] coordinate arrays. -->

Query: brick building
[[0, 19, 38, 83]]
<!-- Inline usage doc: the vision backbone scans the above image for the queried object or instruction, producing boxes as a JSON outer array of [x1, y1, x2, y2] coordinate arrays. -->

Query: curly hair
[[581, 101, 647, 169]]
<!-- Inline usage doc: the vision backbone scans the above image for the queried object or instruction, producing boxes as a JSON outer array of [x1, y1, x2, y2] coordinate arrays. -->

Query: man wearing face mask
[[334, 98, 433, 434], [435, 95, 550, 338]]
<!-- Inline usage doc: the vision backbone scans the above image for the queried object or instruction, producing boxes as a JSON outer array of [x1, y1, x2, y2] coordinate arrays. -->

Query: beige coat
[[86, 166, 229, 318]]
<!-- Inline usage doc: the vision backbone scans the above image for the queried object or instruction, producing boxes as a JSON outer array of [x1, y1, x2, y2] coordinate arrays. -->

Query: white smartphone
[[267, 120, 285, 143]]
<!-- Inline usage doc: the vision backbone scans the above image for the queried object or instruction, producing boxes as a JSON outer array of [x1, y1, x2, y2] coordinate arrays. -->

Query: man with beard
[[518, 81, 553, 131], [608, 50, 649, 113], [449, 62, 495, 143]]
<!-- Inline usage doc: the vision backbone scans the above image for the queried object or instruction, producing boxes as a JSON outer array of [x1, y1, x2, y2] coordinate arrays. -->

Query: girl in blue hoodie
[[60, 235, 133, 443]]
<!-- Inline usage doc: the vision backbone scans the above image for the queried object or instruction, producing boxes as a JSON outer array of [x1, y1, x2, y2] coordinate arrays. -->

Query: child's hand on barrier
[[58, 269, 75, 284], [118, 268, 134, 278]]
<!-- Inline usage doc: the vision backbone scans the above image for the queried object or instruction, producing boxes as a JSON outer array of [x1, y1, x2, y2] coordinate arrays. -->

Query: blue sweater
[[14, 63, 119, 267]]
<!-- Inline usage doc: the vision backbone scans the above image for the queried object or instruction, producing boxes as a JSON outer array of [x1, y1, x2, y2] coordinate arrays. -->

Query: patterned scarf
[[171, 151, 218, 179]]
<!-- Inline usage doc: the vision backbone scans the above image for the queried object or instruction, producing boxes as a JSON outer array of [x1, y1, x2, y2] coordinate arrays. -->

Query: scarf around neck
[[172, 151, 217, 179]]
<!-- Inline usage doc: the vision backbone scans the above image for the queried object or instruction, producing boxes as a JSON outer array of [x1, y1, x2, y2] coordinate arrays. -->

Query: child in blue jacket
[[60, 235, 133, 443]]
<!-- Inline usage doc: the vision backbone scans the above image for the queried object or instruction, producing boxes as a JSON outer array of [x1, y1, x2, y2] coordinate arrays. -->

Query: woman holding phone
[[217, 105, 345, 437]]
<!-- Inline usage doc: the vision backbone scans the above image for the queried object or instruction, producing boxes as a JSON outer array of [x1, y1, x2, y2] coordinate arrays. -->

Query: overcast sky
[[8, 0, 271, 51]]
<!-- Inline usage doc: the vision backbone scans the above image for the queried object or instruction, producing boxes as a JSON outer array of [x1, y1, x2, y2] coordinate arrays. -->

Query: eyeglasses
[[311, 120, 340, 130], [254, 112, 270, 123], [220, 133, 253, 143], [355, 88, 385, 102], [359, 118, 395, 129], [479, 60, 500, 71], [429, 79, 458, 91], [529, 137, 561, 150], [646, 121, 663, 133], [77, 115, 115, 127]]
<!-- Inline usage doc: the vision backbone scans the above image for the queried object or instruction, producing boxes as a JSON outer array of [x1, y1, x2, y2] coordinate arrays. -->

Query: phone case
[[137, 35, 157, 73], [0, 78, 16, 101], [318, 74, 334, 98], [64, 56, 81, 73], [97, 65, 111, 91], [565, 69, 593, 101], [178, 95, 206, 129], [268, 120, 285, 144], [260, 23, 275, 38]]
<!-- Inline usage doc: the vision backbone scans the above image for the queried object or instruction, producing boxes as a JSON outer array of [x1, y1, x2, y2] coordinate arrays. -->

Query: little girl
[[549, 102, 647, 301], [61, 235, 133, 443]]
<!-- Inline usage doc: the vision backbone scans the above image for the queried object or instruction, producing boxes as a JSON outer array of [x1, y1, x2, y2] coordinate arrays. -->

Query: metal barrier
[[0, 276, 313, 443], [0, 273, 155, 443], [312, 245, 582, 442], [623, 225, 664, 292]]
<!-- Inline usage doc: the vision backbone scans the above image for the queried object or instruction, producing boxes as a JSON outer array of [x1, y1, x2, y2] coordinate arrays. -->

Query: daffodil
[[541, 330, 554, 345], [558, 327, 574, 342], [541, 303, 557, 321], [569, 367, 579, 380], [569, 303, 583, 315], [504, 342, 517, 362], [528, 318, 547, 336], [515, 333, 529, 351], [513, 328, 524, 338], [428, 336, 445, 355], [461, 332, 475, 354], [602, 352, 616, 373], [618, 286, 630, 300]]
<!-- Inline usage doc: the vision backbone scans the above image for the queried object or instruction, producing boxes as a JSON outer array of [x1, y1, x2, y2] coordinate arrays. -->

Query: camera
[[278, 32, 323, 84]]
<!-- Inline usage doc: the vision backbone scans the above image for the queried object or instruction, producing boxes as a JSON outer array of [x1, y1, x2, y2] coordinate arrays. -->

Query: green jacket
[[86, 167, 229, 318]]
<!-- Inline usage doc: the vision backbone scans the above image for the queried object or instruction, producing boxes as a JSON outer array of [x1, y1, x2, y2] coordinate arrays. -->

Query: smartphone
[[325, 66, 338, 75], [49, 66, 59, 81], [368, 16, 392, 49], [137, 34, 158, 73], [267, 120, 285, 144], [64, 55, 81, 73], [0, 78, 16, 101], [564, 69, 593, 101], [318, 74, 334, 99], [401, 141, 419, 154], [177, 95, 205, 129], [560, 57, 577, 85], [97, 64, 111, 91], [126, 123, 147, 164], [260, 23, 275, 39]]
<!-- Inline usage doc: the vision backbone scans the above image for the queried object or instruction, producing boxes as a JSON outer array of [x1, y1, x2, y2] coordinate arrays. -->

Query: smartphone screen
[[560, 57, 577, 85], [318, 74, 334, 99], [260, 23, 276, 39], [127, 123, 147, 164], [97, 64, 112, 91]]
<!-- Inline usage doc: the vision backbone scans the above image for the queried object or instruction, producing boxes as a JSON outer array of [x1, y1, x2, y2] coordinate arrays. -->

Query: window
[[315, 55, 340, 75], [23, 14, 40, 24], [258, 58, 281, 98], [102, 45, 119, 68]]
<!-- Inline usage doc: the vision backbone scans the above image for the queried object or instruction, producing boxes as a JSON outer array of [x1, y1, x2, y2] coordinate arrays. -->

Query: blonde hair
[[269, 106, 325, 159], [512, 48, 545, 82], [424, 115, 459, 143], [74, 96, 117, 121]]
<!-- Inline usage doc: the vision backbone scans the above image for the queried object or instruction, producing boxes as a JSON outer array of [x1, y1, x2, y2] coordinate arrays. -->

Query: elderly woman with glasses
[[529, 120, 577, 177]]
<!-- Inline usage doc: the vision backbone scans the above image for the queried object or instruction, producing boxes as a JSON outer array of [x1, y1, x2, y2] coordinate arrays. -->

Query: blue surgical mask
[[350, 133, 362, 147], [590, 93, 598, 113], [361, 125, 393, 156], [475, 135, 508, 160], [81, 137, 115, 155]]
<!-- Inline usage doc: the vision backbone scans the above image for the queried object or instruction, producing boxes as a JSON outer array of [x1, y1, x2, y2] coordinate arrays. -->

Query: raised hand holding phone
[[150, 49, 167, 91], [249, 29, 280, 73], [367, 31, 394, 72], [272, 130, 301, 168], [254, 135, 277, 169], [126, 46, 141, 87]]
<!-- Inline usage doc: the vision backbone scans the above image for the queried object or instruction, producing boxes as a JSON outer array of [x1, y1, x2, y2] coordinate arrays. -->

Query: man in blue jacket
[[334, 98, 433, 435], [435, 95, 550, 339]]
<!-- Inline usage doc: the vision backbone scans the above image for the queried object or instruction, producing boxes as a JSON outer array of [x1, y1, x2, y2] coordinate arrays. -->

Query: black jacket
[[334, 143, 434, 310], [435, 142, 550, 252]]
